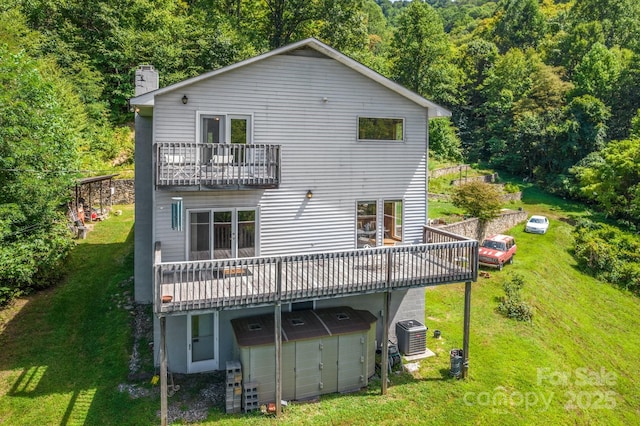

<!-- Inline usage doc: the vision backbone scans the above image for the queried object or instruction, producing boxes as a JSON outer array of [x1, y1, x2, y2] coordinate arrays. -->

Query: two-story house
[[130, 38, 477, 411]]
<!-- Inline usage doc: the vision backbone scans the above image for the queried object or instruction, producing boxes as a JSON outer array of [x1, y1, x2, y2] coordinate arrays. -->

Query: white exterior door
[[187, 312, 219, 373]]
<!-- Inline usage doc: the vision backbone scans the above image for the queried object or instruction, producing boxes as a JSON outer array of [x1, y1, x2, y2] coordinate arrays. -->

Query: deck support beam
[[274, 259, 283, 416], [381, 291, 390, 395], [274, 302, 282, 416], [462, 281, 471, 379], [160, 316, 168, 426]]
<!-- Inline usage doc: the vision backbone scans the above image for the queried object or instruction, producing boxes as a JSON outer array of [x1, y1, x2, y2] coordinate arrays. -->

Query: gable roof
[[130, 38, 451, 118]]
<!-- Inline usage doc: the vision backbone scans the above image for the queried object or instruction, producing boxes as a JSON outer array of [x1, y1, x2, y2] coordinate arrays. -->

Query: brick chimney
[[135, 65, 159, 96]]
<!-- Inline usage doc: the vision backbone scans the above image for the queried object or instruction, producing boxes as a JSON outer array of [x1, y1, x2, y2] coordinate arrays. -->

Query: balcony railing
[[156, 142, 281, 188], [154, 228, 478, 314]]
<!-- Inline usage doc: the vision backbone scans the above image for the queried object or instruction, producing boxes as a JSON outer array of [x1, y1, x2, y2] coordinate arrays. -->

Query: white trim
[[195, 111, 254, 144], [187, 311, 219, 373], [186, 207, 259, 260]]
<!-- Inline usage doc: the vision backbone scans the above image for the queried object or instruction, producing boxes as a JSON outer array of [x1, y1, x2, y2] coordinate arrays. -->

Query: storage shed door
[[337, 334, 366, 392], [295, 340, 322, 400]]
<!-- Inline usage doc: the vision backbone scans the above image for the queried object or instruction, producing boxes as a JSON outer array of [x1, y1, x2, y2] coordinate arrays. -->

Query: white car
[[525, 215, 549, 234]]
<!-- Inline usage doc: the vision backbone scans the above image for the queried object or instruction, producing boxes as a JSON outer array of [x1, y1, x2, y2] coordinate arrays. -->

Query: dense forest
[[1, 0, 639, 302]]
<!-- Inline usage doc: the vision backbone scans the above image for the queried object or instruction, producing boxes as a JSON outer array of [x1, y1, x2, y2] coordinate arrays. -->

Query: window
[[188, 208, 257, 260], [356, 199, 404, 248], [358, 117, 404, 141], [356, 201, 377, 248], [384, 200, 403, 242]]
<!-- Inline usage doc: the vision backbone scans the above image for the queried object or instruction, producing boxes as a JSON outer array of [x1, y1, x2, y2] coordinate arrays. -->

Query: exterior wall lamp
[[182, 95, 188, 104], [306, 190, 313, 199]]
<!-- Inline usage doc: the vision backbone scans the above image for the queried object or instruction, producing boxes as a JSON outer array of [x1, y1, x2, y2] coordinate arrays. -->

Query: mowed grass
[[0, 205, 157, 425], [1, 193, 640, 425]]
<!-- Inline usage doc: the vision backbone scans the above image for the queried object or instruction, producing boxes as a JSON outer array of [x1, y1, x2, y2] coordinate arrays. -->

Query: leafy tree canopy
[[0, 39, 82, 303], [451, 181, 503, 221]]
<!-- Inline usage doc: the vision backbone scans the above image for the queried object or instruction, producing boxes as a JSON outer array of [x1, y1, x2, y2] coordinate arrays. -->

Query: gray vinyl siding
[[152, 52, 428, 262], [134, 114, 153, 303]]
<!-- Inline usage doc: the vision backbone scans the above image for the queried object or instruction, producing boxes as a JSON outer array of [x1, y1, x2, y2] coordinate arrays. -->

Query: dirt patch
[[119, 277, 226, 423]]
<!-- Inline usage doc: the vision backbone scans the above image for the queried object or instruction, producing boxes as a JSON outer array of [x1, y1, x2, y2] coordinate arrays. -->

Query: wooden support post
[[462, 281, 471, 379], [160, 316, 168, 426], [275, 260, 283, 416], [381, 291, 390, 395], [274, 302, 282, 416]]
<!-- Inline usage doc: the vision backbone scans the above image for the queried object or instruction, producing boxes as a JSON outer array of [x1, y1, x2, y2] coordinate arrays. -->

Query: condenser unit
[[395, 320, 427, 356]]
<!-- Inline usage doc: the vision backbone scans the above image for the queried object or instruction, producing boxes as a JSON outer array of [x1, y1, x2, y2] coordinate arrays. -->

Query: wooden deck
[[155, 233, 478, 314]]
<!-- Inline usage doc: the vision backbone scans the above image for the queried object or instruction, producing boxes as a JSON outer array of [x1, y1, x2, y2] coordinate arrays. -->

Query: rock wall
[[75, 179, 135, 206], [429, 164, 470, 178], [450, 173, 499, 186], [112, 179, 135, 204], [430, 210, 528, 241]]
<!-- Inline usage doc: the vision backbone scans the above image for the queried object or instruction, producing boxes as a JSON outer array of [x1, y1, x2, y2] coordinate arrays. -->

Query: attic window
[[358, 117, 404, 142], [290, 318, 305, 326], [336, 313, 350, 321], [248, 323, 262, 331]]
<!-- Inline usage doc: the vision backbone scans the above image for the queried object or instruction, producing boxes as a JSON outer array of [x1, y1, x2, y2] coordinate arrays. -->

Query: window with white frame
[[356, 199, 403, 248]]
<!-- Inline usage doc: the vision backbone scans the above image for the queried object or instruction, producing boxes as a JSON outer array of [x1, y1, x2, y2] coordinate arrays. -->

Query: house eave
[[129, 38, 451, 118]]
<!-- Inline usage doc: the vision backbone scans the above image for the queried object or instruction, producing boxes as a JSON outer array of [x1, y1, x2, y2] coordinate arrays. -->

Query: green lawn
[[1, 196, 639, 425]]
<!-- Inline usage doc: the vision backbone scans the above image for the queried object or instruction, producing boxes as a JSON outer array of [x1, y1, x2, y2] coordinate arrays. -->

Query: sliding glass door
[[188, 209, 256, 260]]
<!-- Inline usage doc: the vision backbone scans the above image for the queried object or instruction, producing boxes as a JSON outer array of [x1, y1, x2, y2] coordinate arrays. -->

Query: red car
[[479, 234, 517, 270]]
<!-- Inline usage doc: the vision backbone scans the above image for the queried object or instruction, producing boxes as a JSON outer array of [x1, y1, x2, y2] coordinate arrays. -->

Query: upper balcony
[[154, 226, 478, 314], [156, 142, 281, 190]]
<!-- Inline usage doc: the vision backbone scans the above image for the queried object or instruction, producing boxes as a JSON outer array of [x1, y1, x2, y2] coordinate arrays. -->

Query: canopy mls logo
[[463, 367, 618, 412]]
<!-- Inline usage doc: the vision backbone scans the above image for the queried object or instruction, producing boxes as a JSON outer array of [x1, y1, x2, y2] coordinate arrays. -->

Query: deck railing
[[155, 142, 281, 188], [154, 231, 478, 314]]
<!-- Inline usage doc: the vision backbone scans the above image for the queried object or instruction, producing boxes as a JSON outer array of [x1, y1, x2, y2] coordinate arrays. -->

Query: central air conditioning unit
[[395, 320, 427, 356]]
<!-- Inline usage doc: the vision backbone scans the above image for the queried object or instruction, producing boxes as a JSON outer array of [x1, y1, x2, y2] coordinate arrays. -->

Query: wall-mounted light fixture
[[181, 95, 188, 104], [171, 197, 183, 231], [306, 190, 313, 199], [322, 97, 328, 103]]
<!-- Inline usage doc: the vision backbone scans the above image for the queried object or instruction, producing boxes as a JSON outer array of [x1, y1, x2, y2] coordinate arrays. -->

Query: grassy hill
[[0, 193, 639, 425]]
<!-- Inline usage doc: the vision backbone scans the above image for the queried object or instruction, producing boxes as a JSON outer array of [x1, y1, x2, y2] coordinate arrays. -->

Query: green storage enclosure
[[232, 307, 377, 404]]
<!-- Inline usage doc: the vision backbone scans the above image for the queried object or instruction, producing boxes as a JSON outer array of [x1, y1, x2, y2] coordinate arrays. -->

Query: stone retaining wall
[[429, 164, 470, 178], [112, 179, 135, 204], [428, 190, 521, 203], [450, 173, 499, 186], [430, 210, 528, 241], [75, 179, 135, 206]]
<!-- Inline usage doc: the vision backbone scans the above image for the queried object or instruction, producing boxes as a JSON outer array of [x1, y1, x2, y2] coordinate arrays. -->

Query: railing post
[[386, 250, 393, 288], [154, 242, 162, 313], [276, 258, 283, 301]]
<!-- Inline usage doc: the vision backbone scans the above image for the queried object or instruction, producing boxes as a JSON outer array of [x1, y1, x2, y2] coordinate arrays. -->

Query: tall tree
[[255, 0, 367, 50], [0, 42, 82, 303], [455, 39, 499, 159], [569, 0, 640, 51], [390, 1, 460, 105], [572, 138, 640, 222], [492, 0, 547, 53], [572, 43, 623, 101]]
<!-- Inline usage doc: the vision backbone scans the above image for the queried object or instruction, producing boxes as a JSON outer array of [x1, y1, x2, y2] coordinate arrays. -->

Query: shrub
[[503, 183, 520, 194], [573, 220, 640, 294], [451, 181, 503, 221], [497, 274, 534, 322]]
